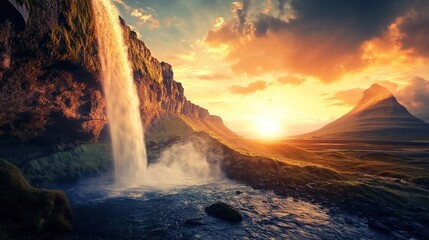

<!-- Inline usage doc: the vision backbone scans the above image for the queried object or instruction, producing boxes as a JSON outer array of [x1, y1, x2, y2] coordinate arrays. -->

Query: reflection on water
[[58, 176, 385, 240]]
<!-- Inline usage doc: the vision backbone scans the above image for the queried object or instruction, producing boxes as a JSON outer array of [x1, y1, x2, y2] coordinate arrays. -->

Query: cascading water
[[92, 0, 147, 186]]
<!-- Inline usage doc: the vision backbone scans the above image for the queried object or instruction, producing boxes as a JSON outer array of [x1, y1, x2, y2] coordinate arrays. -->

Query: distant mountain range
[[297, 84, 429, 141]]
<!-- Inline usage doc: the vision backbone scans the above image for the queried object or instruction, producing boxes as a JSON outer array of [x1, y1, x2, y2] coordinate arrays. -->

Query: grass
[[233, 139, 429, 237], [145, 115, 195, 143], [45, 0, 162, 79], [20, 144, 112, 184], [127, 29, 162, 81], [47, 0, 99, 72], [18, 116, 192, 184], [0, 159, 72, 238]]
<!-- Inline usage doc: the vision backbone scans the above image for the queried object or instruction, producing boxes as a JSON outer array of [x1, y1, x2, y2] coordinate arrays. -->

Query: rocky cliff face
[[0, 0, 231, 161]]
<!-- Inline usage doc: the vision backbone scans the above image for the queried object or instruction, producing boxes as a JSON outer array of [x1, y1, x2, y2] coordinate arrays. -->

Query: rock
[[205, 202, 243, 223], [0, 0, 29, 31], [0, 0, 234, 165], [185, 218, 205, 226], [0, 159, 72, 238]]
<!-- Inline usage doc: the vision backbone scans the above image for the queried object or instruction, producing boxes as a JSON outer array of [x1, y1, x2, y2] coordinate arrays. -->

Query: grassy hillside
[[0, 160, 72, 239], [20, 144, 112, 184]]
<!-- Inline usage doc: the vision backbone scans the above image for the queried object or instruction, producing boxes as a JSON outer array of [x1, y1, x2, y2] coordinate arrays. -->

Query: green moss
[[20, 144, 112, 184], [0, 160, 72, 238], [47, 0, 98, 72], [128, 40, 162, 81], [145, 116, 194, 143]]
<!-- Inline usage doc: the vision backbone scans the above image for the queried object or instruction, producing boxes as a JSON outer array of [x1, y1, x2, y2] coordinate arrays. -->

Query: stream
[[52, 176, 386, 239]]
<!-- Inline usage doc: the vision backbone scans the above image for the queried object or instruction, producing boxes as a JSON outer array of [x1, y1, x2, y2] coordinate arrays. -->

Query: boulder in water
[[205, 202, 242, 223]]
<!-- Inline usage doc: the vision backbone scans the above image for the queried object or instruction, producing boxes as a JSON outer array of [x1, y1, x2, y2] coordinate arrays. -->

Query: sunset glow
[[112, 0, 429, 138], [254, 117, 282, 139]]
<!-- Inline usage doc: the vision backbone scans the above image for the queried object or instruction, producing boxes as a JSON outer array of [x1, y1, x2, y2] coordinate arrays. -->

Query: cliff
[[0, 0, 234, 163]]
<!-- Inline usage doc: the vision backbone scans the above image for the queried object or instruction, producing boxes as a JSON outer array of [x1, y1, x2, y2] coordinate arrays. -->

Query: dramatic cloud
[[326, 88, 364, 106], [398, 1, 429, 57], [230, 80, 271, 95], [233, 0, 250, 30], [205, 0, 427, 82], [396, 77, 429, 121]]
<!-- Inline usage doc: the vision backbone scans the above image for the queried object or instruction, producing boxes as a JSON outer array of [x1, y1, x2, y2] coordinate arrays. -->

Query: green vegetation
[[222, 139, 429, 237], [21, 144, 112, 184], [45, 0, 161, 79], [48, 0, 99, 72], [0, 160, 72, 238], [146, 116, 195, 143], [145, 116, 196, 161], [127, 35, 162, 81]]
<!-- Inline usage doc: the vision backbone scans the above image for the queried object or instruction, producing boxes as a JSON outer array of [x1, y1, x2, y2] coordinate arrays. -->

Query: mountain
[[297, 84, 429, 141], [0, 0, 238, 162]]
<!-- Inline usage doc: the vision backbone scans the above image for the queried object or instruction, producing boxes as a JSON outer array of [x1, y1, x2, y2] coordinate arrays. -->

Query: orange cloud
[[130, 9, 159, 29], [230, 80, 271, 95], [277, 75, 305, 85], [326, 88, 364, 106], [398, 4, 429, 57], [214, 28, 365, 82], [193, 73, 232, 81], [204, 0, 428, 83]]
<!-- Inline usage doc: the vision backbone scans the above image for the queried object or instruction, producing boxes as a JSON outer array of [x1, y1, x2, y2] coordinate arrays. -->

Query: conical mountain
[[298, 84, 429, 141]]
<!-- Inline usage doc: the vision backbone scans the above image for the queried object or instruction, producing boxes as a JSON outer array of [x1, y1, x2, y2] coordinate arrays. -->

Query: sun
[[254, 117, 282, 138]]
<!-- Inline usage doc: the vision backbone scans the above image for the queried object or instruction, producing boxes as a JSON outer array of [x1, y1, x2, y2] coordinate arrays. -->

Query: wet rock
[[205, 202, 242, 223], [185, 218, 205, 226]]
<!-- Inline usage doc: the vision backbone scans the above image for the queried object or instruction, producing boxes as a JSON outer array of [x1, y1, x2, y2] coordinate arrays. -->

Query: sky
[[113, 0, 429, 138]]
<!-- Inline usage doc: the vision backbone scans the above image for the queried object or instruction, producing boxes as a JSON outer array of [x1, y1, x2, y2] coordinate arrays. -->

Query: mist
[[141, 136, 224, 186]]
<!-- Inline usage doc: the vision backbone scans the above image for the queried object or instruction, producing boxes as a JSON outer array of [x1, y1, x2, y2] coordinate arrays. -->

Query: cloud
[[194, 73, 232, 81], [204, 0, 426, 83], [214, 17, 225, 28], [131, 9, 160, 29], [229, 80, 271, 95], [325, 88, 364, 106], [395, 77, 429, 121], [234, 0, 250, 30], [277, 75, 305, 85], [398, 1, 429, 57], [113, 0, 130, 10]]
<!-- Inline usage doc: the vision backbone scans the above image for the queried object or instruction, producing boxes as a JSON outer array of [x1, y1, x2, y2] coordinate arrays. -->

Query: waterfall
[[92, 0, 147, 186]]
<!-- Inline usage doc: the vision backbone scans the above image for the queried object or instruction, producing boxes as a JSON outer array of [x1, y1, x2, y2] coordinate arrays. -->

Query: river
[[53, 176, 386, 239]]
